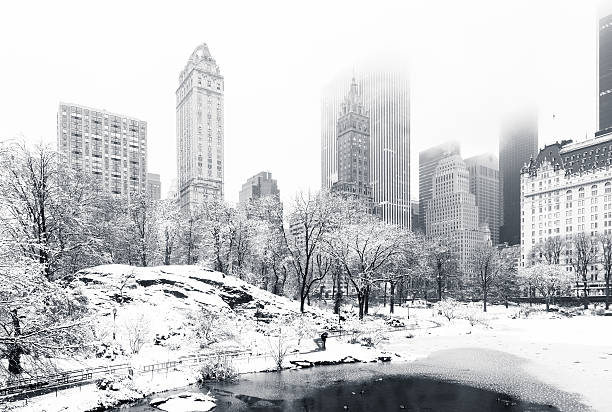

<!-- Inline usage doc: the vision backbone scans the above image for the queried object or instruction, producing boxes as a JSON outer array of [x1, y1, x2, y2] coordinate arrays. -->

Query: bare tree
[[571, 233, 599, 309], [156, 199, 182, 265], [124, 312, 149, 354], [427, 237, 458, 301], [128, 192, 158, 267], [529, 236, 566, 265], [600, 233, 612, 310], [0, 141, 106, 278], [493, 247, 520, 308], [521, 263, 573, 311], [283, 191, 341, 312], [329, 216, 402, 319], [472, 244, 503, 312], [0, 241, 91, 376]]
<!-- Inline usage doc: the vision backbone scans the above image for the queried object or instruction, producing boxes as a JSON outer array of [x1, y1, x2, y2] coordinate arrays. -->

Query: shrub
[[437, 299, 460, 321], [197, 355, 238, 382], [124, 313, 149, 354], [461, 308, 488, 327]]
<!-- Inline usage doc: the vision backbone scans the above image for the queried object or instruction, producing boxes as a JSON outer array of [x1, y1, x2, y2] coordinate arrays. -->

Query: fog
[[0, 0, 601, 204]]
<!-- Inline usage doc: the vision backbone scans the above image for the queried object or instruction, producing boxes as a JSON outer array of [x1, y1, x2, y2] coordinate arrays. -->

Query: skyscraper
[[331, 78, 371, 202], [599, 10, 612, 131], [499, 109, 538, 245], [176, 43, 224, 210], [321, 69, 410, 227], [465, 153, 501, 245], [426, 155, 489, 278], [147, 173, 161, 200], [57, 102, 147, 196], [238, 171, 280, 204], [417, 140, 460, 233]]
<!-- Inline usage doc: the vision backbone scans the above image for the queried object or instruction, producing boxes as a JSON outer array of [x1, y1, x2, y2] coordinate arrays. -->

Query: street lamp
[[112, 307, 117, 340]]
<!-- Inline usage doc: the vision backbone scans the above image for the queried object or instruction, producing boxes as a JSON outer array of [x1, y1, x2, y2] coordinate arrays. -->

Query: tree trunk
[[545, 296, 550, 312], [364, 285, 370, 315], [383, 282, 387, 307], [437, 276, 442, 301], [390, 281, 396, 314], [8, 309, 23, 375], [483, 289, 488, 312], [357, 292, 365, 320], [606, 275, 610, 310], [583, 278, 589, 309]]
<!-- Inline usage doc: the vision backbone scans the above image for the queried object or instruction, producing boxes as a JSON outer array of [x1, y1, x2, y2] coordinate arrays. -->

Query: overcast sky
[[0, 0, 604, 205]]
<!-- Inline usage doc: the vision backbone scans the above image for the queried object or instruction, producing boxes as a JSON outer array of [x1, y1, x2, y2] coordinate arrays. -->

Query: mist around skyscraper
[[2, 2, 612, 412]]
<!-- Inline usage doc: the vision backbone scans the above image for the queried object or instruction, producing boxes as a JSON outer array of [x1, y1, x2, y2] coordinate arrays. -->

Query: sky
[[0, 0, 605, 205]]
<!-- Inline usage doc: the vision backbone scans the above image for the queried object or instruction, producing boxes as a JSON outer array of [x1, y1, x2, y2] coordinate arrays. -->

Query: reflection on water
[[121, 362, 560, 412]]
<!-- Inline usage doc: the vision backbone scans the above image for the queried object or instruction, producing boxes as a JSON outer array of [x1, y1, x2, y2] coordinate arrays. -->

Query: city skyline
[[0, 0, 601, 207]]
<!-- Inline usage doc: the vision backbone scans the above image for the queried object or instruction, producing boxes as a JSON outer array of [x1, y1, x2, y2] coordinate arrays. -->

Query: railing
[[0, 323, 431, 400]]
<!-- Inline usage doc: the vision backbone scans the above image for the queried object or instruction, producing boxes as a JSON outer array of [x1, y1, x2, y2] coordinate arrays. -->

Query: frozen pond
[[119, 348, 588, 411]]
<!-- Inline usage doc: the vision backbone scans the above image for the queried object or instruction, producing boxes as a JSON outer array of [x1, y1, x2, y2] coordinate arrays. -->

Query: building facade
[[321, 69, 410, 227], [599, 11, 612, 131], [426, 155, 490, 278], [331, 78, 371, 203], [57, 102, 147, 196], [520, 131, 612, 296], [147, 173, 161, 200], [499, 110, 538, 245], [417, 140, 460, 233], [239, 171, 280, 204], [176, 43, 224, 210], [465, 153, 501, 245]]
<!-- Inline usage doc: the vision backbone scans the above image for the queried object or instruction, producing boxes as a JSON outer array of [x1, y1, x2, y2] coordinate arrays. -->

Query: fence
[[0, 324, 423, 400]]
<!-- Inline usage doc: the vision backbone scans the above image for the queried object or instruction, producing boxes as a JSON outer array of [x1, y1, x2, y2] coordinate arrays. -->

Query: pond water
[[121, 361, 565, 412]]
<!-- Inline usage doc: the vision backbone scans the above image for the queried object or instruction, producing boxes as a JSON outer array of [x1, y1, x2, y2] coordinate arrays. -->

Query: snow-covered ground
[[3, 265, 612, 411]]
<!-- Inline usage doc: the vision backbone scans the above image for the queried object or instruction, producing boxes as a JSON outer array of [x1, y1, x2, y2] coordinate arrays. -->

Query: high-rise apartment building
[[417, 140, 460, 233], [520, 130, 612, 296], [147, 173, 161, 200], [176, 43, 224, 210], [499, 109, 538, 245], [321, 69, 410, 227], [331, 78, 371, 203], [239, 171, 280, 204], [465, 153, 501, 245], [599, 10, 612, 131], [57, 103, 147, 196], [426, 155, 490, 277]]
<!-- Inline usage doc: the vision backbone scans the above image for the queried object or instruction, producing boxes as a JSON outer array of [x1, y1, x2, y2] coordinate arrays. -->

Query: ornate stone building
[[520, 131, 612, 296], [176, 43, 224, 209], [331, 78, 371, 204], [321, 69, 410, 227]]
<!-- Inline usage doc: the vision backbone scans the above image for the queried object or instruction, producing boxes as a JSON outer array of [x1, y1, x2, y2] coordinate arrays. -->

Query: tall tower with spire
[[331, 78, 371, 202], [176, 43, 224, 210], [321, 68, 410, 227]]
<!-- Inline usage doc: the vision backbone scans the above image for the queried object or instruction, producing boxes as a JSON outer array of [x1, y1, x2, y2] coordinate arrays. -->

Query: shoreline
[[5, 307, 611, 412]]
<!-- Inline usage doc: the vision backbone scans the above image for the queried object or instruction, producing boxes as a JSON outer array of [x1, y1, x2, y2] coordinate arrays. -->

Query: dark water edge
[[117, 362, 564, 412]]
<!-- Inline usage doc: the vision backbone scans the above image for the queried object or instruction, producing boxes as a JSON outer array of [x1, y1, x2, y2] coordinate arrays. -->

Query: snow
[[152, 392, 216, 412], [4, 264, 612, 411]]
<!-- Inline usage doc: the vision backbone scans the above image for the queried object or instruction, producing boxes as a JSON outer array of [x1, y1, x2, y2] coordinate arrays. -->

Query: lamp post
[[112, 307, 117, 340]]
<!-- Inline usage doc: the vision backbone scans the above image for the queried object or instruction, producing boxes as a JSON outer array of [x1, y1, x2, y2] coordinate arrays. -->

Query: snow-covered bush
[[437, 299, 460, 321], [264, 319, 291, 370], [345, 321, 387, 347], [197, 355, 237, 382], [124, 313, 150, 354], [460, 308, 488, 327], [594, 307, 606, 316]]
